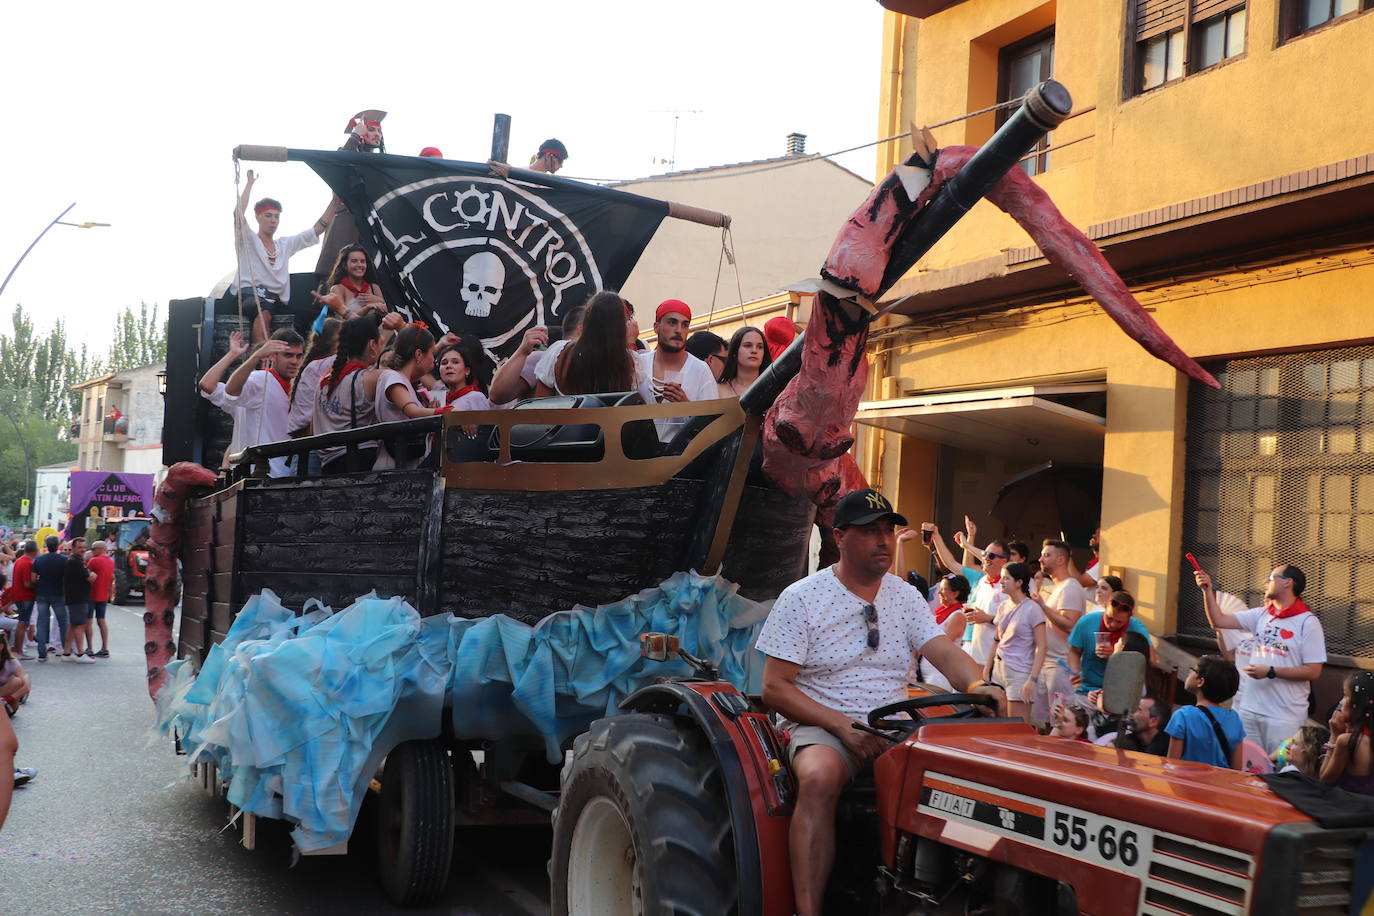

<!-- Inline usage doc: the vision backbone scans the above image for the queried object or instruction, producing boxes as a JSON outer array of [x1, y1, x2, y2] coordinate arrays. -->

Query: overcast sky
[[2, 0, 885, 352]]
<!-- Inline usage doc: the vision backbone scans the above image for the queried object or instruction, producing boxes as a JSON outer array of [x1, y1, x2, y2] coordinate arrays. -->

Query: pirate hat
[[345, 109, 388, 133]]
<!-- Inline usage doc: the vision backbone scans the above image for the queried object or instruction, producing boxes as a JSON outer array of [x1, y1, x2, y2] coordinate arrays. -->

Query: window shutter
[[1136, 0, 1187, 40], [1192, 0, 1243, 21]]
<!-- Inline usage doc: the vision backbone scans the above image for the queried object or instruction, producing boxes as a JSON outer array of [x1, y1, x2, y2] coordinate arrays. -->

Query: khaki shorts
[[786, 724, 860, 779]]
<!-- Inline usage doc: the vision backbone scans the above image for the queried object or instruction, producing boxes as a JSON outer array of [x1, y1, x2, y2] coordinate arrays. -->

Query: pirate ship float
[[153, 81, 1216, 903]]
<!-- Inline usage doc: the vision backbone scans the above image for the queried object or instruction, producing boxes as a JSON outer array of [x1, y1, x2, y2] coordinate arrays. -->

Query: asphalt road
[[1, 603, 552, 916]]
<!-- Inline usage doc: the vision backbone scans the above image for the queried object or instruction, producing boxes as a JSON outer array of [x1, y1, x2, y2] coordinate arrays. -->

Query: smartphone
[[1185, 552, 1204, 575], [920, 528, 933, 546]]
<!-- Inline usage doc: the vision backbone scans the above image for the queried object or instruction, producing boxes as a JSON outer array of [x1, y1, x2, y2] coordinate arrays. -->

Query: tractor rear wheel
[[550, 712, 737, 916], [375, 739, 455, 906]]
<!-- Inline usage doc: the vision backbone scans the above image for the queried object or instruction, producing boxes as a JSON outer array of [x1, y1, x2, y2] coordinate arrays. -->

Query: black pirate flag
[[298, 150, 668, 358]]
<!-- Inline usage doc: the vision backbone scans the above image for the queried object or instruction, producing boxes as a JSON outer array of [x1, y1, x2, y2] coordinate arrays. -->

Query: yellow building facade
[[864, 0, 1374, 678]]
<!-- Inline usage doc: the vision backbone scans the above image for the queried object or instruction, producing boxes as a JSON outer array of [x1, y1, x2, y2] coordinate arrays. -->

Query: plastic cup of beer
[[1095, 631, 1113, 657]]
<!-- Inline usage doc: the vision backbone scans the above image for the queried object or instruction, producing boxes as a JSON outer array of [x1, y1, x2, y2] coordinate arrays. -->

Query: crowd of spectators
[[199, 283, 804, 476], [0, 533, 119, 816], [883, 514, 1368, 793]]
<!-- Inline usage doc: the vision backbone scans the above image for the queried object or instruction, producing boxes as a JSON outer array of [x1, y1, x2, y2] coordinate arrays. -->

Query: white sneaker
[[17, 652, 35, 661], [75, 654, 96, 664], [59, 653, 75, 662]]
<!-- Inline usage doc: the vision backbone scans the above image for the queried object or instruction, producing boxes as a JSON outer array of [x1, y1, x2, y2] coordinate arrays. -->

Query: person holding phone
[[1192, 561, 1326, 754]]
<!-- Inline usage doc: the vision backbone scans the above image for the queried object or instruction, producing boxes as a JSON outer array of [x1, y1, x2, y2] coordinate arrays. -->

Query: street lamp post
[[0, 202, 111, 302]]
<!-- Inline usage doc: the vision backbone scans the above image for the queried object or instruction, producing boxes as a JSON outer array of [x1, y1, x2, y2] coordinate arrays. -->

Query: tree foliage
[[107, 302, 166, 373], [0, 302, 167, 525]]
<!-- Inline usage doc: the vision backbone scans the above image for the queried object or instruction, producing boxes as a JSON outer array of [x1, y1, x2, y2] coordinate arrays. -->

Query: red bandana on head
[[268, 369, 292, 396], [1267, 597, 1310, 620]]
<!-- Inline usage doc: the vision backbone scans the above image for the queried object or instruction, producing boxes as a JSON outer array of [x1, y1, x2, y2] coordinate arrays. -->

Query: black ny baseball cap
[[833, 488, 907, 529]]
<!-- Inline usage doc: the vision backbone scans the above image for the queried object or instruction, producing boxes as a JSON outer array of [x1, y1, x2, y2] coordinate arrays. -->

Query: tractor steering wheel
[[867, 692, 999, 732]]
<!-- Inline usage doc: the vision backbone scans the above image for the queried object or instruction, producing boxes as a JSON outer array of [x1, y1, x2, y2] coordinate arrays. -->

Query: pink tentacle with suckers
[[144, 462, 218, 700], [766, 143, 1217, 513], [939, 146, 1218, 388]]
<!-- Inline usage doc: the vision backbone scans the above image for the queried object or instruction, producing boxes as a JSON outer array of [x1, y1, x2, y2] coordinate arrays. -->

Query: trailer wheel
[[550, 713, 737, 916], [375, 739, 454, 907]]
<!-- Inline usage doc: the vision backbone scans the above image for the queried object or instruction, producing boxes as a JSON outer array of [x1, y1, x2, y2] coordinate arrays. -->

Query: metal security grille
[[1179, 345, 1374, 660]]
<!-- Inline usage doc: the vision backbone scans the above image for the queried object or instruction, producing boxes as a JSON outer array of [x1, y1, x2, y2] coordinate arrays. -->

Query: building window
[[998, 28, 1054, 177], [1179, 345, 1374, 663], [1194, 6, 1247, 70], [1284, 0, 1372, 38], [1132, 1, 1247, 94]]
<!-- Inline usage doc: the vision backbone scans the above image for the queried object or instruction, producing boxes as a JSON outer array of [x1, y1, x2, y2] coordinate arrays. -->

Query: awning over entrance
[[855, 383, 1106, 463]]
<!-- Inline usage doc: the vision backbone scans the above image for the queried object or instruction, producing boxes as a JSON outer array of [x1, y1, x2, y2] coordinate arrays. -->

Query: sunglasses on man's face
[[862, 603, 880, 649], [986, 551, 1008, 561]]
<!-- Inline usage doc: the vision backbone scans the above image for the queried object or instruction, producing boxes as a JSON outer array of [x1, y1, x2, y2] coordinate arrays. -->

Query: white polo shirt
[[756, 568, 944, 723]]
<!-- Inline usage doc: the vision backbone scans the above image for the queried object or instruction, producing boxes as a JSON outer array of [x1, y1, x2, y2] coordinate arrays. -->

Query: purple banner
[[63, 471, 155, 538]]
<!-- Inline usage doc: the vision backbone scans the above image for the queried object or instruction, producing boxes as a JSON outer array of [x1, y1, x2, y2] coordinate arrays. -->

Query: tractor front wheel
[[113, 568, 130, 605], [550, 712, 737, 916]]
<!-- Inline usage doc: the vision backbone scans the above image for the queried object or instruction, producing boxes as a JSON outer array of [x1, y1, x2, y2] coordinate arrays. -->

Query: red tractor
[[101, 516, 152, 605], [549, 637, 1371, 915]]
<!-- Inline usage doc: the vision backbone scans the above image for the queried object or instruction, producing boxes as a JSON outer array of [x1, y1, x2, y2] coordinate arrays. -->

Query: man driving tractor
[[757, 487, 1008, 916]]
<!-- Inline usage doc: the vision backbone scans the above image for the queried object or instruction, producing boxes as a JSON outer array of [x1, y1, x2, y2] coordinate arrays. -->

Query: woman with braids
[[1320, 671, 1374, 795], [715, 325, 772, 398], [288, 317, 342, 438], [311, 245, 388, 328], [313, 315, 385, 475], [538, 292, 648, 399], [374, 323, 452, 470], [429, 337, 492, 412]]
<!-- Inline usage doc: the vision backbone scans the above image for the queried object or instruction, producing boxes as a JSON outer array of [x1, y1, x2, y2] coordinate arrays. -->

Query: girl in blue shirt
[[1166, 654, 1246, 768]]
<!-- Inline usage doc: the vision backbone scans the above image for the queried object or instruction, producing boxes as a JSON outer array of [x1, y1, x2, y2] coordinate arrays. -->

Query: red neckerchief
[[933, 603, 962, 625], [445, 384, 478, 405], [268, 369, 292, 396], [985, 576, 1002, 586], [323, 361, 368, 393], [340, 278, 371, 297], [1099, 615, 1127, 646], [1267, 598, 1310, 620]]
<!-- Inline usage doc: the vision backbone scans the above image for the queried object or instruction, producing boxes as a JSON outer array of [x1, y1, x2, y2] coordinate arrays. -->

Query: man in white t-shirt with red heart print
[[757, 487, 1007, 916], [1193, 562, 1326, 754]]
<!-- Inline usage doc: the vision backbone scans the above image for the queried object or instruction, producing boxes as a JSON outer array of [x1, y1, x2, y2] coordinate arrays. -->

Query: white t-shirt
[[755, 568, 944, 723], [313, 367, 378, 466], [374, 368, 428, 470], [533, 340, 572, 393], [234, 219, 319, 301], [519, 347, 549, 396], [1085, 559, 1100, 581], [288, 358, 332, 436], [635, 350, 720, 442], [1041, 577, 1086, 659], [1232, 606, 1327, 723], [966, 575, 1005, 665], [220, 370, 293, 477]]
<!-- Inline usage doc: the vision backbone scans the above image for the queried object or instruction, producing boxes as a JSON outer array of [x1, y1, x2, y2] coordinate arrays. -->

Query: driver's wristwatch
[[1266, 666, 1277, 679]]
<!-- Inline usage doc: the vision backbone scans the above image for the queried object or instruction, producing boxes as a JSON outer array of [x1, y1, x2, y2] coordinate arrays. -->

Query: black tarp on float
[[296, 150, 669, 359]]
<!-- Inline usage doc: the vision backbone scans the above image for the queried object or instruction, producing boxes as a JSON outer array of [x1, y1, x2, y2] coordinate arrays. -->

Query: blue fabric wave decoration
[[155, 571, 769, 851]]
